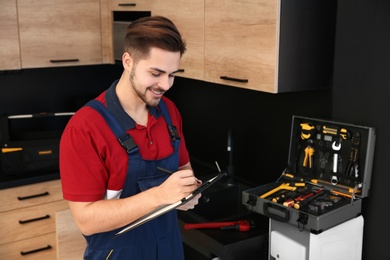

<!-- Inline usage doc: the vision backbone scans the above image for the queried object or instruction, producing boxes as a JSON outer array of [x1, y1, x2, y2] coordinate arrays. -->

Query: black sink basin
[[186, 179, 252, 222]]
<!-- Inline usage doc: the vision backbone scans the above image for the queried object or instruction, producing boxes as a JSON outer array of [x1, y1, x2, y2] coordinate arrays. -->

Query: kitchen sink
[[185, 177, 252, 222], [177, 173, 270, 260]]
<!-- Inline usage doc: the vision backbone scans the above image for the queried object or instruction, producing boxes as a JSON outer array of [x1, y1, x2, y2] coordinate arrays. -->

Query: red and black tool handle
[[184, 220, 252, 232]]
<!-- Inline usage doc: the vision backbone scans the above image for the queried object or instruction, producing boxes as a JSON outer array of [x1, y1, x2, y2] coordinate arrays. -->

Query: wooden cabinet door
[[0, 200, 68, 244], [110, 0, 151, 11], [204, 0, 279, 93], [0, 180, 63, 213], [0, 0, 21, 70], [152, 0, 205, 81], [17, 0, 103, 68]]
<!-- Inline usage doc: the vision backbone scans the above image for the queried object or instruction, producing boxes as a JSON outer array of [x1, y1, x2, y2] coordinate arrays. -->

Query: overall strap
[[158, 99, 180, 143], [85, 100, 137, 153]]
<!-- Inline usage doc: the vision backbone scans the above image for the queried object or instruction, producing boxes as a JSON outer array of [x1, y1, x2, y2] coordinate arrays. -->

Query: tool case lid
[[286, 115, 376, 198]]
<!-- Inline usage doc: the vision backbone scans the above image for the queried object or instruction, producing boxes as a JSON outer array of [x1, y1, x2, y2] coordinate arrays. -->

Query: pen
[[157, 166, 201, 185], [157, 166, 173, 174]]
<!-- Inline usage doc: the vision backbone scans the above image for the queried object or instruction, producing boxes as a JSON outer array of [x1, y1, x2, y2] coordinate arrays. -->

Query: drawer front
[[0, 180, 63, 212], [0, 200, 68, 244], [110, 0, 151, 10], [0, 233, 57, 260]]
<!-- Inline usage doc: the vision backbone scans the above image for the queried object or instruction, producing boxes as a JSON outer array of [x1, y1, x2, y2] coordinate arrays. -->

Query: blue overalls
[[82, 82, 185, 259]]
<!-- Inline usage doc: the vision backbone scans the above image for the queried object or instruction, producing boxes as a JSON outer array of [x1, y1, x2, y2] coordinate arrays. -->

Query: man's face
[[129, 48, 181, 107]]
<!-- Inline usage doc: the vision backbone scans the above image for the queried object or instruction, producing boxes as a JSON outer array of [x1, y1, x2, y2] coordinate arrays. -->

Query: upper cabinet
[[204, 0, 278, 93], [17, 0, 103, 69], [0, 0, 21, 71], [152, 0, 337, 93], [110, 0, 151, 11], [103, 0, 152, 64], [204, 0, 337, 93], [1, 0, 336, 94], [152, 0, 204, 81]]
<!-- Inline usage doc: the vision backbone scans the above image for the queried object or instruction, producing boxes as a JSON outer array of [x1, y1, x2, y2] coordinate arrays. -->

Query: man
[[60, 16, 201, 259]]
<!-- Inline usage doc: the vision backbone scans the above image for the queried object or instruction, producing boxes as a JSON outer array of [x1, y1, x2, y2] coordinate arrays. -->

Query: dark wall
[[0, 65, 332, 186], [332, 0, 390, 259], [165, 78, 332, 185], [0, 65, 123, 114]]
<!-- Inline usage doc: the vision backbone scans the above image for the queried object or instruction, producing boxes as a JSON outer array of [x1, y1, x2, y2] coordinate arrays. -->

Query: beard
[[129, 67, 162, 107]]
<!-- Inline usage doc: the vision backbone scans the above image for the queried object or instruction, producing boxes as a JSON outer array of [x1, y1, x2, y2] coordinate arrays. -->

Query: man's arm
[[69, 167, 198, 236]]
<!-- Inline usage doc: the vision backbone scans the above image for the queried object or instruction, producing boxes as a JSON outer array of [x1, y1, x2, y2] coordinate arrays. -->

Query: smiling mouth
[[150, 88, 164, 96]]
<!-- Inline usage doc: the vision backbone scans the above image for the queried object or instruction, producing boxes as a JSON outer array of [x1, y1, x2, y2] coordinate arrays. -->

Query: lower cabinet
[[0, 233, 57, 260], [0, 180, 69, 259]]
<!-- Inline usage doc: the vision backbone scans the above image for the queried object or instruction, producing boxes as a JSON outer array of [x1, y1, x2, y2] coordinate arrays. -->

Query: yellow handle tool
[[260, 182, 305, 199], [300, 123, 315, 139], [1, 147, 23, 153], [303, 146, 315, 168], [310, 179, 359, 193], [282, 173, 305, 182], [322, 126, 350, 140]]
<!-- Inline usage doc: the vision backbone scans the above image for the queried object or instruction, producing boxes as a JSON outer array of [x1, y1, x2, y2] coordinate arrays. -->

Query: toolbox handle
[[263, 202, 290, 222]]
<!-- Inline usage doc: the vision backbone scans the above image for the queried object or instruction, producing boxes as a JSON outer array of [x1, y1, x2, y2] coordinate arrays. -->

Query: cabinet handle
[[20, 245, 52, 256], [118, 3, 136, 7], [50, 59, 79, 63], [19, 214, 50, 224], [18, 191, 49, 200], [220, 76, 248, 83]]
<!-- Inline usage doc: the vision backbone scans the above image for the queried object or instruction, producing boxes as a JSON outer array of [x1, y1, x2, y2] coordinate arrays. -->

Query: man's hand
[[177, 193, 201, 211], [157, 169, 199, 204]]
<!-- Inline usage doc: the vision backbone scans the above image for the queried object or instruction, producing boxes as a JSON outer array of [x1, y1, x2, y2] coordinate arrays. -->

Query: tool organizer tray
[[242, 115, 376, 234]]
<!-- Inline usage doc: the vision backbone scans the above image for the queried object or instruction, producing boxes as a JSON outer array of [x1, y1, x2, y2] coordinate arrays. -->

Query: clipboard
[[114, 171, 227, 238]]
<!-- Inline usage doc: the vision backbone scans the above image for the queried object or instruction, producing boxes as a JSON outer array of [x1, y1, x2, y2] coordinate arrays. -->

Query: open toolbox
[[242, 115, 376, 234]]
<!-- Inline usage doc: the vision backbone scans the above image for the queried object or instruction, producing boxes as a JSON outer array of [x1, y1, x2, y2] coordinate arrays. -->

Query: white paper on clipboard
[[114, 171, 227, 238]]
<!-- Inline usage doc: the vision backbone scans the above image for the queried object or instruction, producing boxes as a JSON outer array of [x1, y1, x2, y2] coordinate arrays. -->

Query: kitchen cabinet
[[105, 0, 152, 64], [17, 0, 103, 69], [110, 0, 151, 11], [151, 0, 336, 93], [205, 0, 336, 93], [0, 0, 21, 71], [0, 180, 69, 259], [152, 0, 205, 80], [204, 0, 277, 93], [100, 0, 112, 64]]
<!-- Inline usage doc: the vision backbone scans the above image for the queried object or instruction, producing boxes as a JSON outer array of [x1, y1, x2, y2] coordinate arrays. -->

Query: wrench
[[332, 141, 341, 183]]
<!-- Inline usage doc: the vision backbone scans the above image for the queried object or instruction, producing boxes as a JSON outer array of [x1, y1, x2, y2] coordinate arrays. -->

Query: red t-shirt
[[59, 93, 190, 202]]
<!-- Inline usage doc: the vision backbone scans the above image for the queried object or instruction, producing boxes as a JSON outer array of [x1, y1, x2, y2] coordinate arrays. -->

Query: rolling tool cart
[[242, 115, 376, 260]]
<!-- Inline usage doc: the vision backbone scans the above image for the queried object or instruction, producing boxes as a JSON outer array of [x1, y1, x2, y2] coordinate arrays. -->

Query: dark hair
[[124, 16, 186, 62]]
